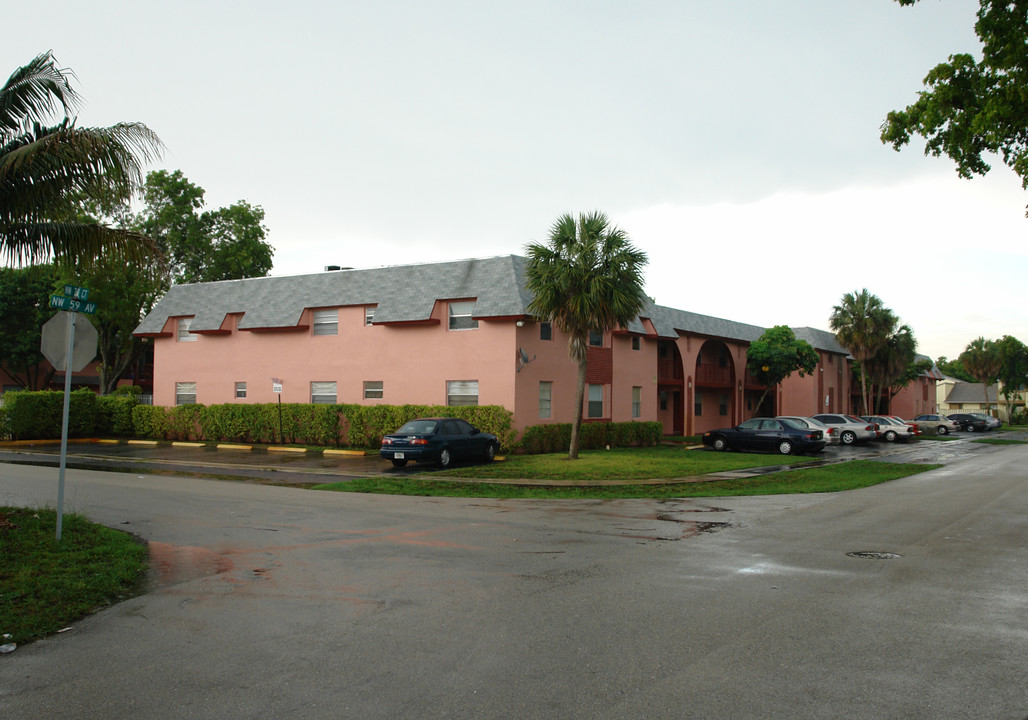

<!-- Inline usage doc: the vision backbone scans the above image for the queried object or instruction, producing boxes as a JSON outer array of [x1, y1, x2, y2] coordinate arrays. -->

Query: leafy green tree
[[525, 211, 648, 459], [864, 324, 918, 413], [829, 289, 898, 415], [135, 170, 273, 284], [0, 264, 58, 389], [936, 355, 976, 383], [995, 335, 1028, 418], [746, 325, 819, 416], [0, 52, 162, 266], [959, 337, 1001, 411], [881, 1, 1028, 206]]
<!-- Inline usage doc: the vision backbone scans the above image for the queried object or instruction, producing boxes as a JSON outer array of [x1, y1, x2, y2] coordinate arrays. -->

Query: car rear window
[[396, 420, 437, 434]]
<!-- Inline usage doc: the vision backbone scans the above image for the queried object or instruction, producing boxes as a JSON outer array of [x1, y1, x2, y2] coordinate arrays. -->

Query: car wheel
[[391, 458, 408, 468], [840, 431, 856, 445], [486, 443, 497, 462], [965, 424, 975, 433], [884, 430, 897, 442], [778, 440, 794, 455], [439, 447, 452, 468], [937, 426, 948, 436], [712, 436, 729, 452]]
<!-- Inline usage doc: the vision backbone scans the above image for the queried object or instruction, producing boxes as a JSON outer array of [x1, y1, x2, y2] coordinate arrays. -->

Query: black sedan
[[947, 413, 991, 433], [380, 417, 499, 468], [702, 417, 826, 455]]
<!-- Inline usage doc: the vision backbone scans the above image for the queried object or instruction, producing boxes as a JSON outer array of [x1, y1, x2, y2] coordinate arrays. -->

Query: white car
[[861, 415, 917, 442], [776, 416, 841, 445], [812, 414, 877, 445]]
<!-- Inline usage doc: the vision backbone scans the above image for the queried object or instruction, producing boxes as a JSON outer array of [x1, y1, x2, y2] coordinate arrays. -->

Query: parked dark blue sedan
[[380, 417, 499, 468], [702, 417, 826, 455]]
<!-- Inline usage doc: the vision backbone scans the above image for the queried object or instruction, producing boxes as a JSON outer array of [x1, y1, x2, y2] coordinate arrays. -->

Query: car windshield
[[395, 420, 437, 434]]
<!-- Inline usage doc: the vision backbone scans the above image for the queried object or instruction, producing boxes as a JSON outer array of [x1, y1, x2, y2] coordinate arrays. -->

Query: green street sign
[[49, 294, 97, 315], [62, 284, 90, 301]]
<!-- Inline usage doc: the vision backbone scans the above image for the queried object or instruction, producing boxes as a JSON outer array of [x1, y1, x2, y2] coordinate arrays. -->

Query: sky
[[7, 0, 1027, 361]]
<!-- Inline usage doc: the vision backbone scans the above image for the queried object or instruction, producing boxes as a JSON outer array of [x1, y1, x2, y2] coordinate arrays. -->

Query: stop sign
[[41, 311, 98, 372]]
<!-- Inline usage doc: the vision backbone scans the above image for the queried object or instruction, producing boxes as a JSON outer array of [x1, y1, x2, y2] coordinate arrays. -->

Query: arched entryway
[[656, 340, 684, 436], [693, 340, 736, 434]]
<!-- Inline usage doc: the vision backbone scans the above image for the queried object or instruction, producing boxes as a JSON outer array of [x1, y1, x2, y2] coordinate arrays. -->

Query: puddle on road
[[149, 542, 234, 588]]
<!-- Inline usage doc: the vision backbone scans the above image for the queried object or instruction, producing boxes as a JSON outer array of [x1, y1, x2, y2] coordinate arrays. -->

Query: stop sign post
[[40, 298, 98, 541]]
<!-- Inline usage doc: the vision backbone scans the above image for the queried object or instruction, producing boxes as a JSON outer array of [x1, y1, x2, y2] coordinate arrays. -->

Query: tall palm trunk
[[569, 357, 588, 460]]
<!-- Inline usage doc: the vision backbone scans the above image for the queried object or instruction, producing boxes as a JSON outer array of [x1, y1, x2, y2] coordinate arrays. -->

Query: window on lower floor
[[695, 390, 703, 416], [176, 382, 197, 405], [311, 381, 337, 404], [719, 393, 729, 416], [539, 381, 552, 418], [588, 384, 604, 418], [364, 381, 383, 399], [632, 386, 642, 418], [447, 380, 479, 406], [313, 309, 338, 335], [235, 382, 246, 399], [448, 302, 478, 330], [659, 390, 668, 411]]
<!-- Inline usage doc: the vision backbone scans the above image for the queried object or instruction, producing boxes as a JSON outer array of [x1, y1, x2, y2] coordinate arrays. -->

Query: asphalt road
[[1, 445, 1026, 719]]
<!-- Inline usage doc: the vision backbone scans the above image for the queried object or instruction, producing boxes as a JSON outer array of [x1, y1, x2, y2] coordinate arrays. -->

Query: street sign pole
[[55, 310, 76, 542]]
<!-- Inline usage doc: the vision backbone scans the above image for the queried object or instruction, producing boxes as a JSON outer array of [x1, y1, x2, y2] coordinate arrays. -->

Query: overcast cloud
[[7, 0, 1025, 360]]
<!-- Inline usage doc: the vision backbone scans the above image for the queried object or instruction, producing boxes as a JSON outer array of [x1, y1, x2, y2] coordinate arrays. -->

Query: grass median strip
[[314, 459, 940, 499], [0, 508, 149, 647]]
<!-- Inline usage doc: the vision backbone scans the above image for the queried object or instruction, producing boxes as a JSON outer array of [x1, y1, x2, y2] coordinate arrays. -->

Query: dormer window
[[448, 302, 478, 330], [313, 309, 338, 335], [177, 317, 197, 342]]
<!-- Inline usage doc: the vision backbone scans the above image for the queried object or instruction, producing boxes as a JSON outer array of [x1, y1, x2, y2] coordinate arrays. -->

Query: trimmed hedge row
[[520, 421, 663, 454], [0, 390, 139, 440]]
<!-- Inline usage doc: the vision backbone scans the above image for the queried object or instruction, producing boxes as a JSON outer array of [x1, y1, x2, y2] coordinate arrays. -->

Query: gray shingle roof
[[135, 255, 534, 334], [945, 382, 999, 404], [134, 253, 854, 350]]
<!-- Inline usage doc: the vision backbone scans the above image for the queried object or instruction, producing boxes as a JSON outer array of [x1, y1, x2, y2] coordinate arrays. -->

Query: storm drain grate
[[846, 551, 902, 560]]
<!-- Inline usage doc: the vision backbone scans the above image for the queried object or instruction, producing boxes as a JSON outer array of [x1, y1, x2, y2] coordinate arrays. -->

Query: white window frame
[[539, 381, 552, 418], [365, 306, 376, 326], [588, 384, 604, 418], [175, 381, 197, 405], [313, 309, 338, 336], [632, 386, 641, 418], [311, 381, 337, 404], [447, 380, 479, 406], [448, 302, 478, 331], [177, 317, 197, 342], [363, 381, 384, 399], [235, 382, 247, 399]]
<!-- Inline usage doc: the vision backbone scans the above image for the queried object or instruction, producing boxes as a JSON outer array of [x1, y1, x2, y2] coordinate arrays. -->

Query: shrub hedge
[[520, 421, 662, 454], [1, 390, 660, 453]]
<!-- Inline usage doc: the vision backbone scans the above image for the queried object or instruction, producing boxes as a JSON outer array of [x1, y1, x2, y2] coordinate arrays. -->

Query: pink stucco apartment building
[[133, 255, 937, 436]]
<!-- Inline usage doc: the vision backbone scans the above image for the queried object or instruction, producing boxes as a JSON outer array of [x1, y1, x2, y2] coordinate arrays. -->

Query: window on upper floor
[[177, 317, 197, 342], [313, 309, 338, 336], [365, 306, 376, 326], [448, 302, 478, 330], [176, 382, 197, 405], [540, 322, 552, 341], [311, 381, 337, 404], [447, 380, 479, 406], [588, 330, 603, 347], [364, 381, 383, 399], [632, 336, 640, 351]]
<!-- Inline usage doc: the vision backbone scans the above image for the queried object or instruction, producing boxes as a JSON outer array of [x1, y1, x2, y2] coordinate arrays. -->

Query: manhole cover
[[846, 551, 902, 560]]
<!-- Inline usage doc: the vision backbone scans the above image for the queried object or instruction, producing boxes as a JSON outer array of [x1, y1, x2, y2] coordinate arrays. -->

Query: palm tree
[[525, 212, 648, 459], [0, 51, 163, 266], [829, 289, 897, 415], [959, 337, 1001, 413], [865, 324, 917, 412]]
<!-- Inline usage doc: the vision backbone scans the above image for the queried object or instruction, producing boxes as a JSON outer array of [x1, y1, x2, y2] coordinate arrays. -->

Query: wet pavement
[[2, 430, 1023, 485]]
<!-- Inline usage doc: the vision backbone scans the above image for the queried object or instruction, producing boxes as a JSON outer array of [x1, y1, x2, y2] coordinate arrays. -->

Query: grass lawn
[[445, 445, 816, 482], [314, 459, 940, 499], [0, 508, 149, 647], [973, 437, 1028, 445]]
